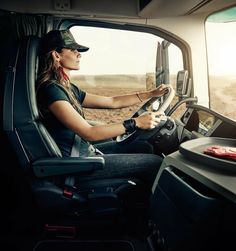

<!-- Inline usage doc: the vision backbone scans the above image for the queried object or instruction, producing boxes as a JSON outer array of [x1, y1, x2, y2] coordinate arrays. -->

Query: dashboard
[[177, 104, 236, 142], [124, 104, 236, 157]]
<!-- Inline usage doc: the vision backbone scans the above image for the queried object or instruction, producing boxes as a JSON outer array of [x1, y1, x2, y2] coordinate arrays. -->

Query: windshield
[[205, 6, 236, 121], [70, 26, 183, 124]]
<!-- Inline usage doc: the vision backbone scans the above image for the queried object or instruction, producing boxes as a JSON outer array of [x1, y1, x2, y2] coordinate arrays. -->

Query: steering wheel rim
[[116, 85, 175, 143]]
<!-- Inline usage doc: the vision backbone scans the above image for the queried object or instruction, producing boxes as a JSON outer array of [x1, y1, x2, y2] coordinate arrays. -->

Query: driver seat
[[3, 35, 141, 227]]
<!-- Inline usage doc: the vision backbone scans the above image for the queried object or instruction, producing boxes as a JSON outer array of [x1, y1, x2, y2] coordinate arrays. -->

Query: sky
[[70, 21, 236, 77], [206, 21, 236, 76], [70, 26, 183, 75]]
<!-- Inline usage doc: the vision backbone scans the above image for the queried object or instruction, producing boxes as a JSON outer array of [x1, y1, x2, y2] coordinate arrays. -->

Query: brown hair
[[37, 49, 83, 114]]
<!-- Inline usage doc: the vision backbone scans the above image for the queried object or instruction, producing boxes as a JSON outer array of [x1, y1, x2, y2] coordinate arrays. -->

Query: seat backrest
[[3, 35, 62, 170]]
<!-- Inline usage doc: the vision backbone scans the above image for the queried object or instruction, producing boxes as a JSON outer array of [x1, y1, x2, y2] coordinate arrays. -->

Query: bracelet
[[136, 92, 143, 102], [123, 119, 136, 133]]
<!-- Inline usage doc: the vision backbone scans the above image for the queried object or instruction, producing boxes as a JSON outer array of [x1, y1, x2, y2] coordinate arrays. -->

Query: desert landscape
[[209, 75, 236, 120], [71, 74, 153, 124], [71, 74, 236, 124]]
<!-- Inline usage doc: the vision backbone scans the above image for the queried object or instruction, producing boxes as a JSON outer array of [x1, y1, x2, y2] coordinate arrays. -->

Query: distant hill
[[71, 74, 147, 88], [71, 73, 178, 89]]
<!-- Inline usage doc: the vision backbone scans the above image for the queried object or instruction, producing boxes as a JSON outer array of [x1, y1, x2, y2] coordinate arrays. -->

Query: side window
[[70, 26, 183, 124], [206, 7, 236, 120]]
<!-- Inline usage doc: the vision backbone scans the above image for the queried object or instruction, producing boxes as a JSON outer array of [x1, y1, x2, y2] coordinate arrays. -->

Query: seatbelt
[[70, 134, 103, 157], [70, 134, 81, 157], [66, 134, 81, 191]]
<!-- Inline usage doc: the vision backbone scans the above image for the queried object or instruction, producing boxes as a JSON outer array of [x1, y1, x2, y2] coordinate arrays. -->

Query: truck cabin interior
[[0, 1, 236, 251]]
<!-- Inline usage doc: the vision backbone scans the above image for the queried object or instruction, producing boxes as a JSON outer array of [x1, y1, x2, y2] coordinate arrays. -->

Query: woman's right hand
[[134, 112, 166, 130]]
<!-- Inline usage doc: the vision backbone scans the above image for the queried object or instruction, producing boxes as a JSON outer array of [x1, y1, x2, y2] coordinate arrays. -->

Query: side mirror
[[176, 70, 192, 99]]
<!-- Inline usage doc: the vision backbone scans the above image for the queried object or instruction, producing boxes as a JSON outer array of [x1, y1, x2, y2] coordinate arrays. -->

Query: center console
[[150, 137, 236, 251]]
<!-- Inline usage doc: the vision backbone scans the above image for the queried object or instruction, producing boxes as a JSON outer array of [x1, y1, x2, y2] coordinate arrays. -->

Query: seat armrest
[[32, 156, 105, 178]]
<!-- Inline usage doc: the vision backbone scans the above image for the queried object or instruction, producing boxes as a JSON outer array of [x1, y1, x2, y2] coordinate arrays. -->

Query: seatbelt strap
[[64, 134, 79, 192], [70, 134, 81, 157], [71, 134, 103, 157]]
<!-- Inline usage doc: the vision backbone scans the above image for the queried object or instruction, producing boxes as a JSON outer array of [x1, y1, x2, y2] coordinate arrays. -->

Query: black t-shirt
[[37, 81, 90, 157]]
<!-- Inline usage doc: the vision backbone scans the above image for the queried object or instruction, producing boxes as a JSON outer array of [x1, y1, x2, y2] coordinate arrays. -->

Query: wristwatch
[[123, 118, 136, 133]]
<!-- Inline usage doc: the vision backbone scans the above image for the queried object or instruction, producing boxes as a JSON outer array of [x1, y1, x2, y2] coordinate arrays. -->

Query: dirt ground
[[82, 87, 145, 124], [73, 74, 236, 124], [81, 87, 184, 124]]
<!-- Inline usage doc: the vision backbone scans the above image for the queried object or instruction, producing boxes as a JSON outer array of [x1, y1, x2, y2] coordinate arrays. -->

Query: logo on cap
[[61, 30, 75, 45]]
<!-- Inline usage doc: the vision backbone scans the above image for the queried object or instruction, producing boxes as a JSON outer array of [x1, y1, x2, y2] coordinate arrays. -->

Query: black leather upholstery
[[4, 36, 61, 168], [4, 36, 105, 174], [3, 35, 139, 218]]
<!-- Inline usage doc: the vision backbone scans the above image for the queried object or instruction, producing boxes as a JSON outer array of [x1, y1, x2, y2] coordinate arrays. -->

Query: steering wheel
[[116, 85, 175, 143]]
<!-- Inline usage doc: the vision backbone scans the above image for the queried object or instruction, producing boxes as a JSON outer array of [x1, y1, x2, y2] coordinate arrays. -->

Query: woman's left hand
[[150, 84, 169, 97]]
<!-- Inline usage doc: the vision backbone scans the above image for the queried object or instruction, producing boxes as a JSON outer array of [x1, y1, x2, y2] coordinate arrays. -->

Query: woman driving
[[36, 29, 168, 196]]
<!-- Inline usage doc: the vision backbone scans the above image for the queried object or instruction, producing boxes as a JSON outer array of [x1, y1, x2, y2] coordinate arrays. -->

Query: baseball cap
[[40, 29, 89, 54]]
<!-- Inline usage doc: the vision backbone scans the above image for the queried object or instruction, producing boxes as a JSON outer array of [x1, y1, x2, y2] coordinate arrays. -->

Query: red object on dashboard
[[204, 145, 236, 161]]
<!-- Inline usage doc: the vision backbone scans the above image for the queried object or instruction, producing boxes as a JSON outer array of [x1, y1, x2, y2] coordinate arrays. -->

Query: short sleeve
[[37, 82, 70, 110]]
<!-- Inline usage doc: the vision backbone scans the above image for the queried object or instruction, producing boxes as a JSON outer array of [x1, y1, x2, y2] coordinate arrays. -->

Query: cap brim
[[68, 43, 89, 52]]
